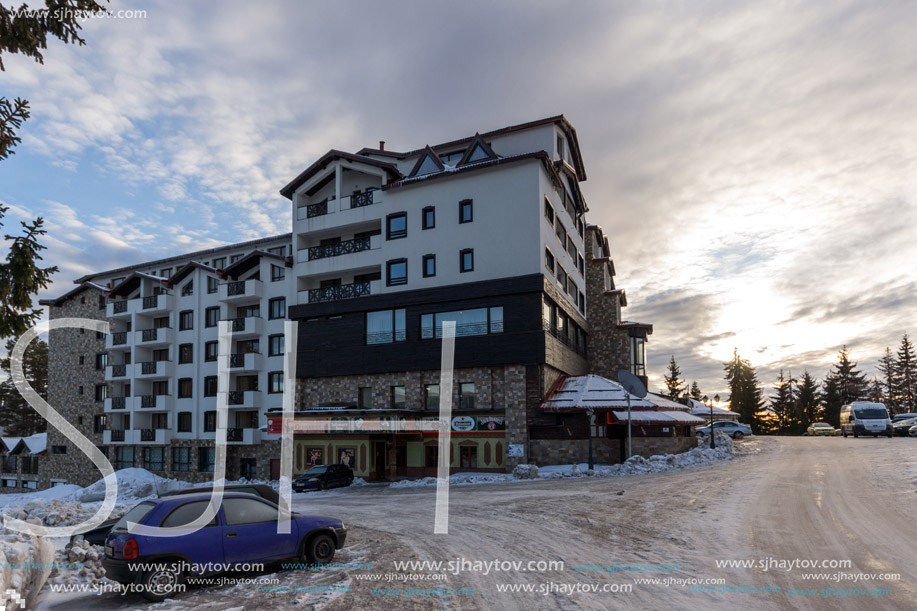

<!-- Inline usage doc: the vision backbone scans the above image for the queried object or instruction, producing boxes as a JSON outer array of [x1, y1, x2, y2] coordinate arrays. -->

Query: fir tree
[[0, 338, 48, 435], [876, 346, 899, 415], [663, 355, 685, 400], [770, 370, 796, 435], [795, 370, 821, 426], [724, 349, 765, 433], [896, 333, 916, 413], [822, 346, 866, 427], [690, 381, 702, 401], [821, 373, 842, 427]]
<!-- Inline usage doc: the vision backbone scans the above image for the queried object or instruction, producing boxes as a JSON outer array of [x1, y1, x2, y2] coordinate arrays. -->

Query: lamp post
[[710, 394, 720, 449], [586, 407, 595, 470]]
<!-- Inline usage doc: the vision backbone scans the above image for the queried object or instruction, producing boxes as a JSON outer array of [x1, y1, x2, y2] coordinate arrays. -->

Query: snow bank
[[0, 523, 55, 610], [512, 464, 539, 479], [79, 467, 194, 502]]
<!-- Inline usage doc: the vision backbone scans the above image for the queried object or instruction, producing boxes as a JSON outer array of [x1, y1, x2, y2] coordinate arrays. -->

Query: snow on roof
[[541, 375, 657, 411], [644, 392, 691, 411], [688, 398, 739, 417], [1, 437, 22, 452], [21, 433, 46, 454], [610, 411, 706, 424]]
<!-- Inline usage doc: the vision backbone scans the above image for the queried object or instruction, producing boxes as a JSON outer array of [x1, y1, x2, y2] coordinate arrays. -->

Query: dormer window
[[557, 135, 565, 161]]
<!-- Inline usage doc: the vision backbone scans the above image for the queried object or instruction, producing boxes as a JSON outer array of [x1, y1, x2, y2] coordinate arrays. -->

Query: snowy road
[[37, 437, 917, 610]]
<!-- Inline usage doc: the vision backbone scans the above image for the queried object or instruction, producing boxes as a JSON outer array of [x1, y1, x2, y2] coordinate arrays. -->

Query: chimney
[[379, 141, 385, 151]]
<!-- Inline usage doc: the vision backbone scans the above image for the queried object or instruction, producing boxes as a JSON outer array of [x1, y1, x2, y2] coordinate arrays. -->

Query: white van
[[840, 402, 893, 438]]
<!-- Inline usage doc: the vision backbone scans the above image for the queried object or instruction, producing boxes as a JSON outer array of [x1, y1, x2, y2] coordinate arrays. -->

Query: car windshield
[[305, 466, 329, 475], [814, 423, 830, 428], [111, 502, 156, 532], [855, 408, 888, 420]]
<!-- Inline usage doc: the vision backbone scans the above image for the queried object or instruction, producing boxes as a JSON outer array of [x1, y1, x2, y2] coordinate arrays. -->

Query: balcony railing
[[230, 354, 247, 368], [113, 301, 128, 314], [141, 361, 157, 375], [111, 364, 127, 377], [111, 396, 126, 409], [229, 390, 245, 405], [112, 332, 127, 345], [227, 281, 246, 296], [140, 429, 156, 442], [306, 200, 328, 218], [350, 190, 375, 208], [227, 428, 244, 442], [142, 295, 159, 309], [543, 320, 587, 357], [228, 316, 261, 333], [308, 281, 371, 304], [308, 237, 371, 261], [141, 328, 159, 342], [111, 429, 126, 442], [140, 395, 158, 408]]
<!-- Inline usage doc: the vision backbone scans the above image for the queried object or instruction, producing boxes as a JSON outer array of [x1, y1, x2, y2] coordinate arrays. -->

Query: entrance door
[[374, 442, 387, 481]]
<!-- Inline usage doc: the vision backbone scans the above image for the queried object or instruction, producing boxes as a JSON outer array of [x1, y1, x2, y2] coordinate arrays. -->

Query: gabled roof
[[167, 261, 220, 286], [0, 437, 21, 453], [39, 281, 108, 307], [541, 375, 657, 412], [9, 433, 46, 455], [222, 249, 291, 278], [108, 271, 169, 297], [408, 145, 446, 177], [386, 151, 561, 191], [280, 150, 403, 200], [456, 133, 498, 167]]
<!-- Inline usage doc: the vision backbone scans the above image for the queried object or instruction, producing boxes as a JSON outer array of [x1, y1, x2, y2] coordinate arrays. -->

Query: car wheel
[[842, 430, 847, 438], [853, 430, 859, 438], [732, 432, 744, 440], [304, 533, 336, 564], [318, 481, 326, 491], [140, 562, 185, 602]]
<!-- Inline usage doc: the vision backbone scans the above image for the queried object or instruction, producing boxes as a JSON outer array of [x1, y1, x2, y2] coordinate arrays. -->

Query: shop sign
[[508, 444, 524, 457], [451, 416, 477, 431], [477, 416, 506, 431]]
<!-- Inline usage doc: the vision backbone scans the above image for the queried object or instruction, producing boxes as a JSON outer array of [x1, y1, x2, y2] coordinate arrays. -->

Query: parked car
[[102, 492, 346, 602], [840, 402, 893, 438], [806, 422, 840, 436], [293, 464, 354, 492], [909, 424, 917, 438], [696, 421, 753, 439], [69, 484, 280, 549], [892, 417, 917, 436], [892, 413, 917, 423]]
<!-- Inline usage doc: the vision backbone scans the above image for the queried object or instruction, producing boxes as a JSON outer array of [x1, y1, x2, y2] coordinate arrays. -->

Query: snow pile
[[79, 467, 194, 502], [390, 473, 513, 488], [11, 499, 117, 528], [0, 524, 55, 610], [512, 464, 539, 479]]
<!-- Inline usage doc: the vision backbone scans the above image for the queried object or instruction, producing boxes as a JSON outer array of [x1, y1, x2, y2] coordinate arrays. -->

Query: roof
[[541, 375, 657, 411], [280, 150, 403, 200], [108, 271, 169, 297], [386, 151, 562, 192], [688, 399, 739, 417], [166, 261, 220, 286], [39, 281, 108, 307], [8, 433, 47, 455], [222, 249, 291, 278], [609, 411, 706, 424], [644, 392, 691, 411], [1, 437, 21, 453]]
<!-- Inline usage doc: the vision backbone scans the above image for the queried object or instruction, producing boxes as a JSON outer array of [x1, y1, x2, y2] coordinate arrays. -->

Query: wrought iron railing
[[111, 364, 127, 377], [228, 317, 260, 332], [366, 329, 408, 344], [308, 281, 370, 303], [228, 390, 245, 405], [351, 190, 375, 208], [113, 301, 128, 314], [141, 328, 159, 342], [230, 353, 247, 368], [142, 295, 159, 309], [308, 237, 371, 261], [543, 320, 587, 357], [141, 361, 158, 375], [140, 395, 157, 408], [111, 396, 126, 409], [227, 428, 244, 442], [306, 200, 328, 218], [227, 281, 246, 296], [140, 429, 156, 442], [111, 429, 125, 442]]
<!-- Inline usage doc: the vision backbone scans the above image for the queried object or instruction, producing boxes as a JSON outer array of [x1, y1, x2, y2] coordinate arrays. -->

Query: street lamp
[[710, 394, 720, 449], [586, 407, 595, 470]]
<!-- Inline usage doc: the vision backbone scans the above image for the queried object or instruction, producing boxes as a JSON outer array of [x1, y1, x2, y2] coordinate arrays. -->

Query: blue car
[[102, 492, 346, 601]]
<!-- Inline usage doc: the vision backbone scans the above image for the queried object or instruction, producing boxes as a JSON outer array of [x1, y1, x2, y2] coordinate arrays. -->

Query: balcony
[[104, 396, 127, 412], [229, 352, 263, 373], [227, 428, 262, 445], [138, 429, 173, 444], [140, 293, 173, 314], [135, 394, 173, 411], [135, 360, 174, 379], [219, 278, 263, 303], [301, 281, 373, 304], [104, 429, 134, 444], [295, 189, 385, 225], [106, 331, 129, 350], [107, 299, 135, 318], [106, 364, 129, 379], [228, 390, 263, 409], [297, 234, 382, 270], [225, 316, 263, 338], [136, 327, 174, 346]]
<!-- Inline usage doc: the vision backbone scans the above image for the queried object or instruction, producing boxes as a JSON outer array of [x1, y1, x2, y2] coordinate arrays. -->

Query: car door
[[221, 497, 300, 565], [158, 500, 225, 572]]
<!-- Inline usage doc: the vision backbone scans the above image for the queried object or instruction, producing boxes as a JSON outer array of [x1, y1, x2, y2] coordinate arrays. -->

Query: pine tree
[[821, 373, 842, 427], [0, 338, 48, 435], [724, 349, 765, 433], [876, 346, 899, 415], [794, 370, 821, 427], [770, 370, 795, 435], [663, 355, 685, 400], [822, 346, 867, 427], [896, 333, 916, 413], [690, 381, 702, 401]]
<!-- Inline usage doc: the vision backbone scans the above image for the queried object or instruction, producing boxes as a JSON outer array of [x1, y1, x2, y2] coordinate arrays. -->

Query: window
[[421, 307, 503, 338], [630, 337, 646, 377], [386, 259, 407, 286], [423, 254, 436, 277], [179, 310, 193, 331], [544, 197, 554, 226], [240, 458, 257, 480], [79, 355, 84, 365], [268, 246, 285, 257], [557, 266, 568, 291], [94, 414, 107, 434], [578, 291, 585, 313], [425, 446, 438, 468], [114, 447, 134, 470], [556, 222, 567, 246], [161, 500, 217, 528], [460, 249, 474, 272], [178, 378, 193, 399], [567, 276, 576, 297], [459, 199, 473, 223], [207, 276, 218, 293], [95, 384, 108, 402], [204, 411, 216, 433], [172, 447, 192, 472], [205, 307, 220, 327], [358, 387, 373, 409], [143, 447, 165, 471], [459, 383, 476, 410], [224, 497, 278, 525], [578, 219, 585, 238], [177, 412, 192, 433], [96, 330, 105, 339], [212, 257, 225, 269], [391, 385, 406, 409], [204, 376, 218, 397], [153, 348, 168, 362], [424, 384, 440, 409], [153, 316, 168, 329], [178, 344, 193, 364], [95, 352, 108, 370], [557, 134, 565, 160], [78, 385, 84, 395], [268, 334, 285, 357], [52, 445, 67, 455], [386, 212, 407, 240], [199, 447, 215, 472], [271, 265, 285, 282], [269, 297, 286, 319], [366, 309, 406, 344], [205, 341, 218, 362], [268, 371, 284, 394], [422, 206, 435, 229], [578, 253, 585, 276], [545, 248, 555, 274], [567, 237, 576, 261], [230, 253, 243, 263], [181, 280, 193, 296], [460, 446, 477, 469]]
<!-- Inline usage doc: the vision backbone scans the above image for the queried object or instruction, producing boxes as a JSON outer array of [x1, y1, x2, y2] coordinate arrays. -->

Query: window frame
[[459, 199, 473, 224], [268, 371, 284, 394], [386, 212, 408, 240], [268, 334, 285, 357], [422, 206, 435, 230], [269, 297, 286, 320], [386, 258, 408, 287], [179, 310, 194, 331], [544, 197, 554, 226], [459, 248, 474, 273], [422, 254, 436, 278], [178, 343, 193, 364]]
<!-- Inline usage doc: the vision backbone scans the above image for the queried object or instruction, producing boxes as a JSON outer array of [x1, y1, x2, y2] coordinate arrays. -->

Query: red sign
[[267, 417, 283, 434]]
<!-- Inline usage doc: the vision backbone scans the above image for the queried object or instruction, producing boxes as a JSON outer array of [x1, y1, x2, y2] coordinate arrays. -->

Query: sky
[[1, 0, 915, 397]]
